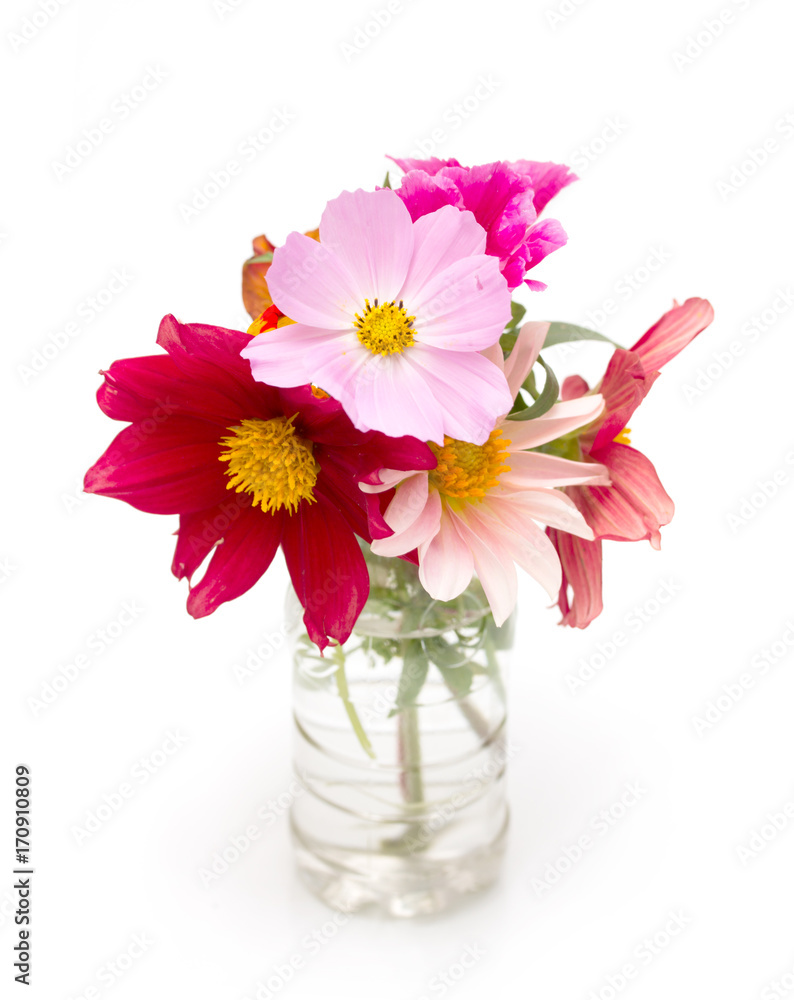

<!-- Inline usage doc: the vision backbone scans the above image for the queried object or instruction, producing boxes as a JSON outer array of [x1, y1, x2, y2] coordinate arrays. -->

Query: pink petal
[[629, 297, 715, 373], [500, 451, 610, 490], [566, 445, 673, 545], [406, 344, 512, 445], [360, 468, 413, 493], [449, 510, 518, 626], [186, 508, 283, 618], [382, 473, 429, 534], [548, 528, 604, 629], [471, 498, 562, 601], [502, 394, 604, 450], [242, 324, 356, 388], [372, 488, 442, 557], [400, 206, 486, 301], [503, 321, 549, 399], [319, 188, 414, 304], [410, 253, 511, 352], [561, 374, 590, 400], [417, 509, 475, 602], [267, 231, 361, 329], [337, 350, 447, 444], [492, 487, 594, 539]]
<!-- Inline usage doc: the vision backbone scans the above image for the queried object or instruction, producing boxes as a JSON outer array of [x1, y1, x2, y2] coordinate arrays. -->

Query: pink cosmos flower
[[242, 187, 513, 447], [388, 155, 576, 291], [361, 322, 609, 625], [547, 297, 715, 628]]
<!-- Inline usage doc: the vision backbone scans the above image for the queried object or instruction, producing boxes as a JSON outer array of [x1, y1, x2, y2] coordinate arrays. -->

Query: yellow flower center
[[613, 426, 632, 445], [354, 298, 416, 356], [429, 428, 511, 500], [218, 415, 318, 514]]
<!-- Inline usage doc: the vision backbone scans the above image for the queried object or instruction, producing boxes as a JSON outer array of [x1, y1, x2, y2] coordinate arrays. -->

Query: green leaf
[[508, 355, 559, 421], [423, 636, 474, 699], [247, 252, 274, 265], [389, 640, 429, 717], [543, 322, 620, 349], [382, 171, 392, 189]]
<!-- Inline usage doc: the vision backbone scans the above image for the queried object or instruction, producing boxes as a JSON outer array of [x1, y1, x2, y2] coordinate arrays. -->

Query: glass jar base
[[290, 811, 509, 918]]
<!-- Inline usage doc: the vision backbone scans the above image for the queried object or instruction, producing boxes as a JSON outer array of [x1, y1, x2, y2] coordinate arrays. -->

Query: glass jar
[[288, 550, 514, 917]]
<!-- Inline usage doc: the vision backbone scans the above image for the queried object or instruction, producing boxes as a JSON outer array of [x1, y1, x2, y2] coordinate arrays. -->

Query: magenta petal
[[507, 160, 577, 214], [387, 154, 461, 175], [599, 443, 674, 546], [187, 508, 283, 618], [548, 528, 604, 629], [84, 418, 228, 514], [591, 350, 659, 452], [561, 374, 590, 400], [281, 497, 369, 651], [172, 494, 255, 580], [629, 297, 715, 373]]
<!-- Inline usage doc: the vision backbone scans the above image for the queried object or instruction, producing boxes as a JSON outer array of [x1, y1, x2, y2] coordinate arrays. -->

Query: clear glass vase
[[288, 550, 514, 918]]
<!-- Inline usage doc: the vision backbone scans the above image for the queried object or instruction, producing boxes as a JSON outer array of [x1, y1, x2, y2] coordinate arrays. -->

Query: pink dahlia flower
[[84, 315, 435, 650], [388, 155, 576, 291], [361, 322, 609, 625], [548, 297, 715, 628], [241, 187, 513, 447]]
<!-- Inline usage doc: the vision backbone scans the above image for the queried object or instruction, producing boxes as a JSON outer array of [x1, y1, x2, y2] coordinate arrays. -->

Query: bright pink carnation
[[548, 297, 715, 628], [388, 155, 576, 291], [242, 187, 513, 447], [84, 315, 435, 650]]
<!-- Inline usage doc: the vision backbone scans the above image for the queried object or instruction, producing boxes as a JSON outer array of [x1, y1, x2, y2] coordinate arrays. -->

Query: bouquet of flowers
[[84, 153, 713, 914], [85, 153, 713, 643]]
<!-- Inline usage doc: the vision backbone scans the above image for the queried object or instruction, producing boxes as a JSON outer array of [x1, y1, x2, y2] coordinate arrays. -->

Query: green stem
[[334, 656, 375, 760], [397, 702, 425, 806]]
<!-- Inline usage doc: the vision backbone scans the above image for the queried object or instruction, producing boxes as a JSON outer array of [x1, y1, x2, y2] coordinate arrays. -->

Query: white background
[[3, 0, 794, 996]]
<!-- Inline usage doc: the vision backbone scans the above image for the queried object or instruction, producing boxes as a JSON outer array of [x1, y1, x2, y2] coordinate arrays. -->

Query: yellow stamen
[[310, 385, 330, 400], [614, 426, 632, 445], [429, 428, 511, 501], [218, 415, 318, 514], [354, 298, 416, 356]]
